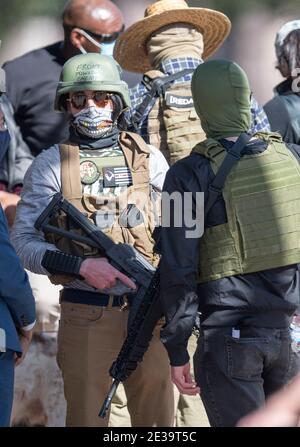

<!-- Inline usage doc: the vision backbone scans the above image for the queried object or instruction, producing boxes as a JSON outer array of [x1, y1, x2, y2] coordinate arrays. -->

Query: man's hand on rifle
[[79, 257, 137, 291]]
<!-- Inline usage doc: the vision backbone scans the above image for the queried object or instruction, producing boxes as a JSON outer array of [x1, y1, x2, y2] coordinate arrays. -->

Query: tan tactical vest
[[193, 132, 300, 283], [145, 70, 206, 165], [45, 132, 159, 284]]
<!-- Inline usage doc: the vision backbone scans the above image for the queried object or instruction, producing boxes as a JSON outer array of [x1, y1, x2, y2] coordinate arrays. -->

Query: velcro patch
[[80, 160, 100, 185], [165, 92, 194, 108], [103, 166, 133, 188]]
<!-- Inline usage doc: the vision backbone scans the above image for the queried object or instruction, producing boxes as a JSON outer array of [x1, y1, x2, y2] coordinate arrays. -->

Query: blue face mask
[[77, 29, 116, 58], [0, 130, 10, 163], [100, 41, 116, 58]]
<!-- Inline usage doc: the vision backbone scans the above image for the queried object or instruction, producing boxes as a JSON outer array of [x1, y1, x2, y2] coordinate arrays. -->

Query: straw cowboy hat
[[114, 0, 231, 73]]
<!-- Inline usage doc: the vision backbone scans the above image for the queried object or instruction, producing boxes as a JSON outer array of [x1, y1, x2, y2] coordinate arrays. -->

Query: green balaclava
[[191, 59, 252, 140]]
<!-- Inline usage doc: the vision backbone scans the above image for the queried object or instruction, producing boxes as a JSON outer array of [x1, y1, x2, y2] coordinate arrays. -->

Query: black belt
[[60, 289, 125, 307]]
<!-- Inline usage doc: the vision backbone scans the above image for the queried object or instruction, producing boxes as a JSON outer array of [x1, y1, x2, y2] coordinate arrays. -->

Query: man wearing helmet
[[1, 0, 126, 426], [11, 53, 174, 427]]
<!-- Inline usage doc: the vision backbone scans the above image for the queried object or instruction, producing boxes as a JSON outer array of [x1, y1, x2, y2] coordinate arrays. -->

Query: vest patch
[[165, 92, 194, 108], [80, 160, 100, 185], [56, 134, 158, 268], [103, 166, 133, 188]]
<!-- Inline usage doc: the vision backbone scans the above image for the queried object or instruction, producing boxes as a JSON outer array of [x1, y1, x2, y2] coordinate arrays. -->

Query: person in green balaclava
[[158, 59, 300, 427], [192, 59, 251, 140]]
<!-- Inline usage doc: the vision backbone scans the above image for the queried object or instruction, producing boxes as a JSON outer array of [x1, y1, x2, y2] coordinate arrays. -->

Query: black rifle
[[34, 193, 163, 419]]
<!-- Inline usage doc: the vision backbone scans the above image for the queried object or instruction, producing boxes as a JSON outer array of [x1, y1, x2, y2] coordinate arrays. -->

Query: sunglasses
[[68, 91, 113, 109], [71, 24, 125, 44]]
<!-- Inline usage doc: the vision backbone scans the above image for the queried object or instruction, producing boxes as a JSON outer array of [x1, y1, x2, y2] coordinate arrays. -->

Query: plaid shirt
[[129, 57, 270, 142]]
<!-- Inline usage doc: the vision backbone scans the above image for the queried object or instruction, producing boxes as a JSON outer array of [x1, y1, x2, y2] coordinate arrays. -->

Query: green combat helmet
[[55, 53, 131, 112]]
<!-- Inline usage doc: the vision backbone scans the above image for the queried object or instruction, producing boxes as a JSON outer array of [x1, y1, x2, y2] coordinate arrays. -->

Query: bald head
[[63, 0, 123, 35]]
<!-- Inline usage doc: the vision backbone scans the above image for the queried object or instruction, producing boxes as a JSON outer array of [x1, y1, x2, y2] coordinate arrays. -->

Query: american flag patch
[[103, 166, 133, 188]]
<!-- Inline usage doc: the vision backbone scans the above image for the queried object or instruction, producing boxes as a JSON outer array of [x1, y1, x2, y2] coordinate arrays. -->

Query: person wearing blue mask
[[72, 23, 124, 57], [62, 0, 124, 58], [2, 0, 124, 164], [1, 0, 125, 223]]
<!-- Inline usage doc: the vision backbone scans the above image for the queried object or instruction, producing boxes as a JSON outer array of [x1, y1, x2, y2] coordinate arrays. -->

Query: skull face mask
[[72, 105, 114, 139]]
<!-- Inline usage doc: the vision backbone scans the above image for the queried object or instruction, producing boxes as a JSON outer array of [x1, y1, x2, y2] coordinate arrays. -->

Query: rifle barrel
[[98, 380, 120, 419]]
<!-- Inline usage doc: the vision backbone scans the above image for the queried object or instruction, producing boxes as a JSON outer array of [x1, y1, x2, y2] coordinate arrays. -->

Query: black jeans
[[194, 326, 300, 427]]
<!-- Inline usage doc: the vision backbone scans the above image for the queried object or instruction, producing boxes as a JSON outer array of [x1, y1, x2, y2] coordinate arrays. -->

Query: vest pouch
[[93, 204, 154, 262], [125, 210, 158, 264], [198, 222, 242, 282], [45, 211, 100, 258], [144, 72, 205, 165], [124, 184, 158, 263], [162, 86, 206, 165], [82, 188, 155, 257], [92, 210, 115, 230], [82, 193, 126, 246], [119, 204, 144, 228]]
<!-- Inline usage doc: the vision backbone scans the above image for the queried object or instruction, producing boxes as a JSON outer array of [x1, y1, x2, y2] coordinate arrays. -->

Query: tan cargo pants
[[26, 270, 62, 333], [108, 334, 211, 427], [57, 301, 174, 427]]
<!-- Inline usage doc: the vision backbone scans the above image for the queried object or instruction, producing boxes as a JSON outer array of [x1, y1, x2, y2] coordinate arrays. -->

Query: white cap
[[275, 20, 300, 53]]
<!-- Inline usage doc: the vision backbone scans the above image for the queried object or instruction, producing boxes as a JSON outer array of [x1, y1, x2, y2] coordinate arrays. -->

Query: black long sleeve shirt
[[159, 138, 300, 366], [3, 42, 69, 158]]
